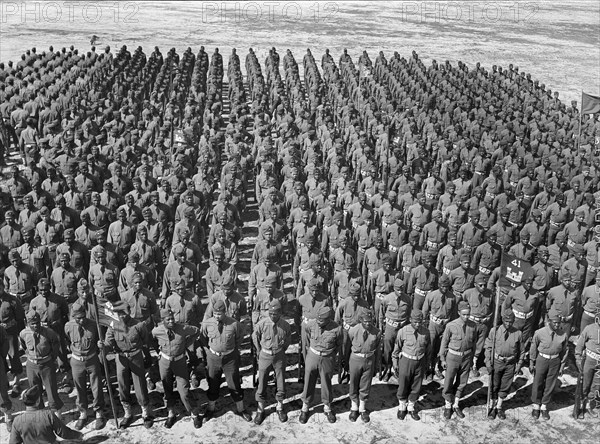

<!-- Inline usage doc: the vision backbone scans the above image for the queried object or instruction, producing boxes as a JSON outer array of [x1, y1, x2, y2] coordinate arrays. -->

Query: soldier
[[0, 279, 25, 396], [200, 299, 252, 422], [50, 252, 84, 307], [463, 274, 494, 376], [422, 274, 457, 380], [580, 274, 600, 333], [251, 274, 286, 324], [88, 246, 120, 327], [529, 309, 568, 420], [407, 250, 438, 310], [484, 309, 525, 420], [161, 244, 199, 303], [393, 309, 430, 421], [335, 283, 370, 383], [252, 299, 292, 425], [29, 278, 71, 393], [64, 305, 106, 430], [152, 308, 202, 428], [19, 309, 63, 416], [440, 300, 477, 419], [502, 275, 541, 359], [575, 310, 600, 418], [299, 306, 342, 424], [4, 249, 36, 310], [347, 310, 380, 423], [8, 385, 82, 443], [204, 273, 246, 321], [0, 323, 14, 432], [104, 301, 154, 428]]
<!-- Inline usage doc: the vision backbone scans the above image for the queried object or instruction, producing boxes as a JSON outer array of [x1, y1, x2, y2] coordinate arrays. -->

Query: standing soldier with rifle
[[484, 309, 525, 420], [574, 309, 600, 419], [252, 300, 292, 425], [392, 309, 430, 421]]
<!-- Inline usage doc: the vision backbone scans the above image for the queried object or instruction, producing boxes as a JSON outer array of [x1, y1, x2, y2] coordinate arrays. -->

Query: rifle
[[573, 355, 585, 419], [487, 284, 501, 416], [249, 309, 258, 388], [91, 294, 120, 429]]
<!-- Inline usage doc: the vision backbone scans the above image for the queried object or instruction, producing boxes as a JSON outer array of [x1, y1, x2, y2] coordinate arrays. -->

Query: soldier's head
[[94, 246, 107, 264], [375, 234, 384, 250], [537, 245, 549, 264], [38, 278, 51, 297], [21, 225, 35, 244], [417, 192, 427, 207], [572, 244, 584, 262], [521, 274, 533, 292], [175, 278, 187, 296], [130, 272, 143, 292], [220, 274, 235, 296], [310, 256, 322, 274], [21, 385, 41, 407], [218, 212, 228, 226], [410, 309, 424, 331], [408, 230, 420, 247], [439, 275, 451, 293], [8, 249, 21, 268], [96, 229, 107, 246], [575, 209, 585, 224], [561, 271, 572, 289], [547, 309, 563, 332], [27, 309, 41, 333], [113, 301, 130, 321], [457, 301, 471, 321], [213, 299, 226, 322], [317, 306, 332, 328], [502, 309, 515, 330], [213, 247, 225, 266], [460, 254, 471, 270], [161, 308, 175, 329], [358, 192, 367, 206], [360, 310, 375, 331], [422, 251, 434, 269], [137, 225, 148, 242], [72, 305, 87, 325], [268, 299, 282, 324], [4, 209, 15, 225], [555, 232, 566, 248]]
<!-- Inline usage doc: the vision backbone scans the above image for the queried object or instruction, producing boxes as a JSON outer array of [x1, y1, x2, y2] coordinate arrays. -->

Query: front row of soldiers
[[2, 275, 600, 441]]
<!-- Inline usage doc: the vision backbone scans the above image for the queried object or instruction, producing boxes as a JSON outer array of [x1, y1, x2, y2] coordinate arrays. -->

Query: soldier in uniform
[[4, 249, 36, 311], [575, 309, 600, 418], [0, 279, 25, 396], [50, 252, 84, 308], [64, 305, 106, 430], [393, 309, 430, 421], [347, 309, 380, 423], [580, 274, 600, 333], [9, 385, 82, 443], [407, 251, 438, 310], [440, 300, 477, 419], [422, 274, 457, 380], [200, 299, 252, 422], [299, 306, 342, 424], [104, 301, 154, 428], [204, 273, 246, 321], [152, 308, 202, 428], [0, 324, 14, 432], [463, 273, 494, 376], [19, 309, 63, 416], [252, 299, 292, 425], [484, 309, 525, 419], [530, 309, 568, 419]]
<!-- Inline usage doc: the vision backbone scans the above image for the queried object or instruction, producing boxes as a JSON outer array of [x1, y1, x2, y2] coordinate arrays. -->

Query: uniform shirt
[[165, 291, 203, 326], [4, 264, 36, 295], [348, 323, 381, 354], [331, 270, 362, 301], [205, 262, 237, 297], [581, 284, 600, 314], [19, 326, 60, 360], [464, 288, 494, 319], [64, 318, 99, 357], [503, 287, 540, 325], [50, 265, 84, 299], [547, 243, 569, 270], [379, 290, 412, 327], [54, 241, 89, 272], [456, 222, 484, 251], [35, 219, 63, 247], [105, 317, 150, 353], [121, 288, 158, 323], [392, 323, 430, 360], [0, 293, 25, 333], [484, 325, 524, 363], [575, 323, 600, 358], [0, 223, 23, 251], [397, 245, 422, 275], [532, 262, 554, 291], [559, 258, 586, 284], [88, 262, 120, 301], [118, 264, 155, 293], [252, 288, 286, 323], [29, 293, 69, 329], [471, 243, 501, 273], [299, 291, 331, 322], [330, 247, 356, 274], [248, 263, 284, 300], [200, 315, 242, 353], [546, 284, 579, 319], [407, 265, 438, 294], [530, 325, 568, 362], [161, 260, 198, 298], [449, 266, 477, 297], [335, 297, 370, 330], [252, 317, 292, 354], [71, 295, 96, 322], [304, 318, 342, 355], [204, 291, 247, 321], [17, 242, 52, 278], [422, 289, 457, 322], [440, 318, 477, 357], [436, 244, 461, 275], [152, 322, 200, 357], [9, 408, 81, 444]]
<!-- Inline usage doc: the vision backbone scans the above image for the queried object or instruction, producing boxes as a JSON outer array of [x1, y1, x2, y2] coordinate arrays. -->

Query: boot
[[75, 409, 87, 430], [577, 399, 587, 420], [141, 406, 154, 428], [120, 404, 134, 429]]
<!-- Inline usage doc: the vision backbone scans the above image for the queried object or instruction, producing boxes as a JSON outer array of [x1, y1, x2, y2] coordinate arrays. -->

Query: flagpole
[[577, 91, 583, 152]]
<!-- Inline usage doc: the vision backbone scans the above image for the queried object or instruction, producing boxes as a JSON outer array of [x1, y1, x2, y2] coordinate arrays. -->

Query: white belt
[[310, 347, 333, 357], [443, 267, 451, 275], [513, 309, 534, 320], [403, 266, 412, 274], [376, 292, 386, 300], [430, 315, 447, 325], [448, 349, 471, 357], [210, 348, 234, 357], [261, 349, 282, 356], [358, 246, 366, 253], [469, 315, 491, 323], [539, 352, 559, 360], [160, 351, 186, 361], [352, 351, 375, 358], [389, 245, 398, 252], [302, 316, 311, 324], [426, 240, 439, 249], [584, 309, 599, 318], [401, 351, 424, 361], [549, 220, 562, 228], [415, 288, 428, 297], [71, 353, 97, 362], [425, 192, 435, 200], [588, 265, 598, 273], [386, 318, 400, 328], [343, 321, 352, 330], [586, 349, 600, 360], [479, 266, 492, 275], [412, 223, 422, 232]]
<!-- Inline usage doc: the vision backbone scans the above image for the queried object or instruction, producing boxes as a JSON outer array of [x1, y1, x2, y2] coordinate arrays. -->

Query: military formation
[[1, 42, 600, 442]]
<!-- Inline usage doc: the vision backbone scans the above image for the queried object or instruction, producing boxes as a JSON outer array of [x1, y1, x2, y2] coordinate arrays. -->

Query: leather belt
[[310, 347, 333, 357], [261, 349, 282, 356], [539, 352, 559, 359], [448, 349, 471, 357], [586, 349, 600, 360], [71, 352, 97, 362], [160, 351, 186, 361], [352, 351, 375, 358], [120, 349, 142, 358], [401, 352, 424, 360], [513, 309, 534, 320], [386, 318, 401, 328], [210, 348, 234, 357], [28, 356, 52, 365]]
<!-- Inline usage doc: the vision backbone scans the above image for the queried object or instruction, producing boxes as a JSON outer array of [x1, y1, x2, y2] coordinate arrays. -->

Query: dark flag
[[581, 92, 600, 115], [500, 253, 533, 290]]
